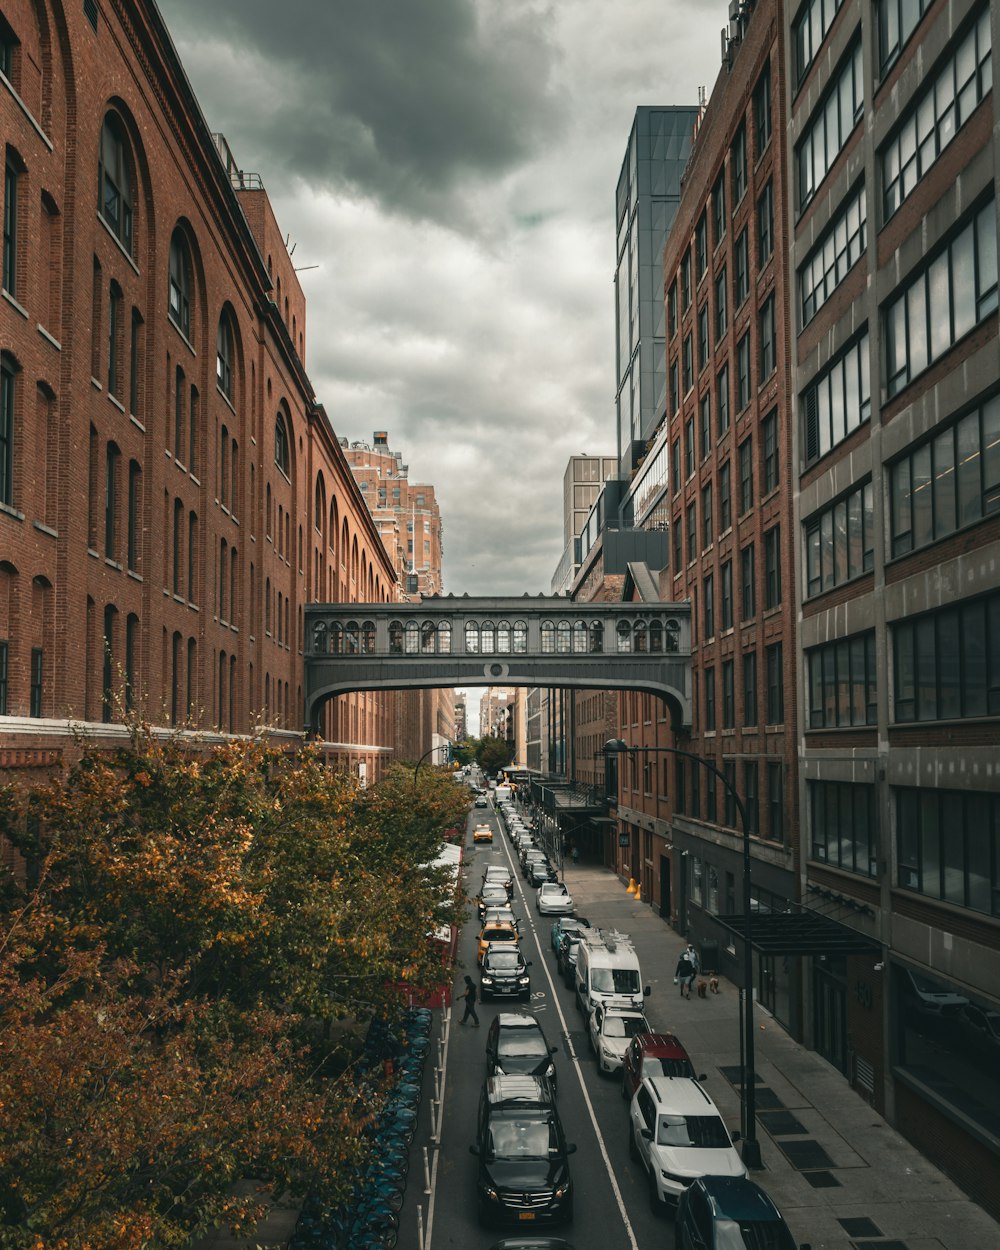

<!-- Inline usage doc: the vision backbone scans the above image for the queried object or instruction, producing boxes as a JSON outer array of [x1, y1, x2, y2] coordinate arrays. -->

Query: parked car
[[556, 930, 586, 987], [477, 920, 521, 965], [587, 1002, 651, 1075], [550, 916, 590, 954], [537, 881, 574, 916], [674, 1175, 800, 1250], [628, 1075, 746, 1211], [485, 1012, 559, 1091], [480, 946, 532, 1001], [482, 865, 514, 894], [528, 860, 559, 888], [621, 1032, 700, 1102], [470, 1075, 576, 1227]]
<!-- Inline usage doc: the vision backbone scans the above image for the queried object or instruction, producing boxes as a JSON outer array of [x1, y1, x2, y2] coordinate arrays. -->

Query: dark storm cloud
[[158, 0, 559, 221]]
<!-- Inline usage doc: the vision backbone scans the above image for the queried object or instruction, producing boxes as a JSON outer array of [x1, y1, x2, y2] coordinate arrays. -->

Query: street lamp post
[[603, 738, 762, 1169], [412, 743, 448, 788]]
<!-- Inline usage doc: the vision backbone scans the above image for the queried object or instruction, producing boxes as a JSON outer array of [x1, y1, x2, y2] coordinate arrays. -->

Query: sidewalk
[[563, 857, 998, 1250]]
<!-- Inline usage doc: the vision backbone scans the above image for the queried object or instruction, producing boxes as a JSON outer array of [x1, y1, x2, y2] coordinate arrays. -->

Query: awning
[[715, 908, 880, 956]]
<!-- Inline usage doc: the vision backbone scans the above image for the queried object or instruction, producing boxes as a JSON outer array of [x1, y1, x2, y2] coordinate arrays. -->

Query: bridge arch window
[[634, 621, 648, 653], [617, 620, 633, 652], [496, 620, 511, 653], [389, 621, 403, 654], [650, 619, 663, 652], [573, 620, 588, 653], [405, 620, 419, 654], [481, 620, 495, 654], [362, 620, 376, 654], [329, 622, 343, 654], [513, 620, 528, 653], [345, 620, 360, 654], [557, 620, 571, 653], [540, 620, 555, 653], [665, 619, 681, 652], [312, 621, 327, 653], [590, 621, 604, 653], [421, 621, 436, 654], [466, 620, 480, 653], [439, 621, 452, 654]]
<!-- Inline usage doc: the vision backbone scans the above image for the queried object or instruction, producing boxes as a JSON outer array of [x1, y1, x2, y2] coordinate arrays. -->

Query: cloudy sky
[[158, 0, 725, 595]]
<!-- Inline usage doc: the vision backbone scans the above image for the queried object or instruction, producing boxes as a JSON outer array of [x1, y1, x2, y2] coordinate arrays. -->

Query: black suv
[[675, 1176, 801, 1250], [481, 947, 532, 1001], [470, 1074, 576, 1228], [485, 1012, 559, 1091]]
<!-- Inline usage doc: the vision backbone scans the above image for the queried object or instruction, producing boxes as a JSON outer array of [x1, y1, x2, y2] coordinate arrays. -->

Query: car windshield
[[656, 1114, 731, 1148], [604, 1015, 648, 1039], [487, 951, 520, 969], [482, 889, 507, 902], [490, 1118, 555, 1160], [498, 1031, 547, 1058], [483, 928, 513, 942], [652, 1056, 695, 1078], [592, 968, 640, 995], [715, 1217, 794, 1250]]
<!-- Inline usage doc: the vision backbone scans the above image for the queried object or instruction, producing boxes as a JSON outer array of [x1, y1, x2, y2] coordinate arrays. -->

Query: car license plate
[[518, 1212, 535, 1221]]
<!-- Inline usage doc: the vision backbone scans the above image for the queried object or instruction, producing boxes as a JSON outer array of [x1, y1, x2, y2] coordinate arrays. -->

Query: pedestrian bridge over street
[[304, 597, 692, 735]]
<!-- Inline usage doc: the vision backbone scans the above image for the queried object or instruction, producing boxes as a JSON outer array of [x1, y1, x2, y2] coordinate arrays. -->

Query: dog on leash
[[696, 979, 708, 998], [709, 975, 720, 994]]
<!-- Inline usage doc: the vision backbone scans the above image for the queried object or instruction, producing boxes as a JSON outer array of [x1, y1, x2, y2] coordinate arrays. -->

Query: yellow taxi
[[473, 824, 493, 844], [477, 920, 520, 965]]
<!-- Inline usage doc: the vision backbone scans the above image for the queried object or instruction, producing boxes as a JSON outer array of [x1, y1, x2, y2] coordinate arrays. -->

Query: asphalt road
[[422, 800, 689, 1250]]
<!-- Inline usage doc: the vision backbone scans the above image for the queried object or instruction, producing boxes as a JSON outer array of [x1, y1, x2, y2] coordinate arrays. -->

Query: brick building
[[0, 0, 397, 806]]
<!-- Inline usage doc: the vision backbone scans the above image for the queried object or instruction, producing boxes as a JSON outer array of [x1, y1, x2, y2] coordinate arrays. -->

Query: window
[[704, 668, 716, 730], [129, 309, 142, 418], [740, 437, 755, 515], [188, 512, 197, 601], [717, 365, 730, 436], [743, 761, 759, 834], [740, 543, 756, 620], [699, 392, 712, 461], [686, 503, 696, 564], [102, 605, 116, 723], [668, 281, 678, 338], [275, 413, 290, 475], [168, 229, 192, 338], [793, 0, 845, 85], [172, 498, 183, 596], [189, 387, 199, 479], [217, 315, 234, 398], [895, 786, 1000, 915], [802, 332, 870, 466], [743, 648, 759, 726], [808, 631, 877, 727], [173, 366, 185, 461], [698, 304, 710, 371], [127, 460, 141, 572], [796, 40, 864, 211], [810, 780, 876, 876], [704, 573, 715, 638], [702, 482, 713, 549], [719, 461, 732, 531], [877, 0, 933, 74], [681, 250, 692, 310], [800, 185, 866, 325], [759, 296, 776, 380], [3, 151, 18, 297], [671, 439, 680, 498], [767, 763, 783, 843], [736, 332, 751, 411], [0, 14, 18, 85], [754, 64, 772, 157], [29, 646, 42, 717], [107, 282, 122, 397], [0, 352, 14, 506], [99, 114, 133, 253], [675, 757, 686, 815], [805, 482, 873, 596], [715, 268, 728, 340], [764, 525, 782, 609], [885, 200, 998, 399], [734, 228, 749, 306], [882, 9, 990, 219], [724, 761, 737, 827], [685, 416, 695, 477], [104, 442, 120, 560], [766, 642, 784, 723], [696, 213, 708, 280], [683, 335, 694, 394], [721, 560, 733, 631], [757, 181, 774, 267], [890, 398, 1000, 557], [722, 659, 735, 728], [731, 125, 747, 204], [669, 359, 680, 415], [893, 589, 1000, 722], [712, 171, 726, 248]]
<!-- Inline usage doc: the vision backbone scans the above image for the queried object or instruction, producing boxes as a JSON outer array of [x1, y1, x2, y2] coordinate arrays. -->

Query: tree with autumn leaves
[[0, 732, 469, 1248]]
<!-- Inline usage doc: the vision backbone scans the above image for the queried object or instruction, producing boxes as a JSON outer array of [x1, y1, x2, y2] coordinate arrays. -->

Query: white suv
[[627, 1075, 746, 1210]]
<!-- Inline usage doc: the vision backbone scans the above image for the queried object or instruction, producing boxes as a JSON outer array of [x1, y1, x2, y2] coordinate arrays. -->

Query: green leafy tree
[[450, 738, 478, 767], [476, 734, 514, 775]]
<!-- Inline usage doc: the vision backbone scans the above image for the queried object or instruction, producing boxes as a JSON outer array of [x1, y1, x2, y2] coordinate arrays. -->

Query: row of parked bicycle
[[289, 1006, 433, 1250]]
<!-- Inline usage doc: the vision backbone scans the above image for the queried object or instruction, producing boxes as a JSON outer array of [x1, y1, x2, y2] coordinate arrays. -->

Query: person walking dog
[[675, 948, 697, 1000], [457, 975, 480, 1026]]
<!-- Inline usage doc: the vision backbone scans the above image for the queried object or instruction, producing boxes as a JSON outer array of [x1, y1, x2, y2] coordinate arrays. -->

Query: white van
[[575, 928, 650, 1017]]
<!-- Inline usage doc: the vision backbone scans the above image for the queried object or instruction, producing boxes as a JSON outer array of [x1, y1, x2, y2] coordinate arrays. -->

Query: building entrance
[[813, 954, 848, 1075], [659, 854, 671, 922]]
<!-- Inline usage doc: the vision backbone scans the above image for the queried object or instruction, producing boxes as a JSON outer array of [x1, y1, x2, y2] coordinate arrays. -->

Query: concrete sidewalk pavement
[[563, 857, 998, 1250]]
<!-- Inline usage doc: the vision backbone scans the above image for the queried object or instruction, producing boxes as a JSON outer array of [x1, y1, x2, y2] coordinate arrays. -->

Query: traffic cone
[[626, 878, 637, 895], [634, 883, 641, 903]]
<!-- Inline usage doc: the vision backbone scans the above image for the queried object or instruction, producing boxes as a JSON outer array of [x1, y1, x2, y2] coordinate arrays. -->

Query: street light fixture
[[603, 738, 761, 1169], [411, 743, 449, 788]]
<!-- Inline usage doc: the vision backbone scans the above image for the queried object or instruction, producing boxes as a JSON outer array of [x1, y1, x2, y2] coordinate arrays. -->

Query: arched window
[[439, 621, 452, 654], [389, 621, 403, 653], [216, 314, 234, 399], [514, 621, 528, 654], [344, 621, 359, 655], [481, 620, 495, 654], [421, 621, 436, 653], [589, 621, 604, 653], [362, 620, 376, 653], [572, 620, 588, 653], [3, 149, 23, 298], [330, 622, 343, 654], [540, 620, 555, 653], [275, 412, 290, 475], [125, 613, 139, 711], [98, 113, 133, 253], [167, 228, 192, 338], [405, 620, 419, 654], [104, 441, 120, 560], [497, 620, 511, 653], [314, 473, 326, 537], [665, 619, 681, 652], [312, 621, 327, 653], [264, 577, 271, 633], [465, 620, 480, 653], [102, 604, 117, 723], [649, 619, 663, 652], [634, 621, 648, 653], [557, 621, 571, 653], [0, 352, 17, 507], [616, 620, 632, 652]]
